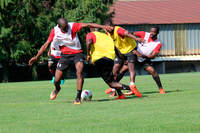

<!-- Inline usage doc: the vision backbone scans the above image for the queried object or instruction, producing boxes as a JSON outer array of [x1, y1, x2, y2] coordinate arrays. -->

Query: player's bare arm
[[28, 40, 51, 66], [133, 50, 142, 57], [124, 31, 143, 43], [133, 50, 158, 59], [86, 38, 93, 63], [132, 32, 137, 36], [82, 23, 112, 31], [143, 51, 158, 59]]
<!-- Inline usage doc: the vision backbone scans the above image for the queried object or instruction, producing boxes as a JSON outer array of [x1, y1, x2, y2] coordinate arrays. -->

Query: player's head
[[104, 18, 114, 34], [104, 18, 113, 26], [57, 18, 68, 33], [150, 26, 159, 40]]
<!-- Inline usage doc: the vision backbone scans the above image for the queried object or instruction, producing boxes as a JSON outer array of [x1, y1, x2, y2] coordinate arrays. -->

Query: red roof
[[110, 0, 200, 25]]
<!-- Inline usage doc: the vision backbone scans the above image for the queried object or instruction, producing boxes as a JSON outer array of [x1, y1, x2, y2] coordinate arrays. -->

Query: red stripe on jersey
[[135, 31, 145, 38], [48, 23, 82, 42], [86, 32, 96, 43], [116, 27, 126, 38], [72, 23, 82, 39], [136, 31, 162, 54], [153, 43, 162, 54], [48, 29, 55, 42], [50, 54, 61, 59], [60, 46, 82, 54]]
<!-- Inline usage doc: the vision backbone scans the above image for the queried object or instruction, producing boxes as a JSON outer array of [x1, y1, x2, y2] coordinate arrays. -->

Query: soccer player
[[29, 18, 112, 104], [132, 26, 165, 94], [105, 25, 143, 98], [111, 26, 165, 95], [86, 28, 141, 99]]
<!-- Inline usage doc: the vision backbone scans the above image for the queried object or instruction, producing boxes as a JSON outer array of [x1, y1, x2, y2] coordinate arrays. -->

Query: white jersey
[[51, 22, 81, 51], [137, 32, 161, 62], [50, 43, 61, 57]]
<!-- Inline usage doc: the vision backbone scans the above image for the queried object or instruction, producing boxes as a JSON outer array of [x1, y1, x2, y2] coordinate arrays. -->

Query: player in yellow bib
[[86, 29, 141, 99], [105, 24, 143, 98]]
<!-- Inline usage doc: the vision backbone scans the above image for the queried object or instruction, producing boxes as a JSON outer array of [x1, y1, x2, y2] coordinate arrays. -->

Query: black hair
[[151, 25, 160, 34], [104, 18, 113, 26], [57, 18, 68, 27]]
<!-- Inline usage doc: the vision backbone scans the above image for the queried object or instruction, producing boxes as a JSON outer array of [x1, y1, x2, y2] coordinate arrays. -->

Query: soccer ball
[[81, 90, 92, 101]]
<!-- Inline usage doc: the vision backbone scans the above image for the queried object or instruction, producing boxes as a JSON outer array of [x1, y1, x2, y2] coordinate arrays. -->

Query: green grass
[[0, 72, 200, 133]]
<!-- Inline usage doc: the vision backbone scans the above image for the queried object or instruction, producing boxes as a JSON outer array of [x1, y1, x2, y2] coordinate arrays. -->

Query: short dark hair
[[57, 18, 68, 27], [104, 18, 113, 26], [151, 25, 160, 34]]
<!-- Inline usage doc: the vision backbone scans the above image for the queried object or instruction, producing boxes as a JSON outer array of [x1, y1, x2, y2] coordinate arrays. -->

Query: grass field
[[0, 72, 200, 133]]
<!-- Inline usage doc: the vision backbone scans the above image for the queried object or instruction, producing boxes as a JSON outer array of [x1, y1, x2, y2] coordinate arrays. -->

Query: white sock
[[111, 88, 115, 91], [130, 82, 135, 85]]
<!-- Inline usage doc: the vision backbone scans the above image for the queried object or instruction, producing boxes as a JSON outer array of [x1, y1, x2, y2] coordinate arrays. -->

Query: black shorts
[[94, 57, 114, 83], [114, 48, 137, 65], [57, 53, 85, 71], [48, 55, 60, 68], [136, 59, 153, 69]]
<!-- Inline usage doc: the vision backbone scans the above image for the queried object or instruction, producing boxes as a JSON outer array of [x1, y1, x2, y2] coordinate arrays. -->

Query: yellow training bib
[[109, 26, 136, 54], [90, 32, 115, 63]]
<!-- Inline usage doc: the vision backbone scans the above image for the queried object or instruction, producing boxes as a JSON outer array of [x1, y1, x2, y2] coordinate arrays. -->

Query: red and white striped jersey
[[48, 22, 83, 55], [135, 31, 162, 56]]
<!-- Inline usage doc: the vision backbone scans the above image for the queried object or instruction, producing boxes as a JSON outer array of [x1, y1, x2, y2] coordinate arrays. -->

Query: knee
[[54, 78, 59, 86], [108, 82, 115, 88], [152, 71, 158, 77], [76, 71, 83, 79], [108, 83, 113, 88], [48, 63, 52, 69]]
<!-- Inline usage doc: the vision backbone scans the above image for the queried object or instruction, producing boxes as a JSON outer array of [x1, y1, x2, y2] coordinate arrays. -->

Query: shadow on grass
[[50, 89, 182, 104], [92, 95, 148, 102], [55, 95, 148, 104], [142, 89, 183, 95]]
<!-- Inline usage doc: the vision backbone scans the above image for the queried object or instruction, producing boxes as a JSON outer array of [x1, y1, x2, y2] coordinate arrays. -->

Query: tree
[[0, 0, 113, 82], [0, 0, 11, 9]]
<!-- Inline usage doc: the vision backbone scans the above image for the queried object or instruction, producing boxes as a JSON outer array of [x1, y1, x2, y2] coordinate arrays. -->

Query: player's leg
[[126, 51, 137, 85], [94, 58, 124, 99], [128, 62, 136, 85], [48, 56, 56, 82], [50, 55, 70, 100], [113, 63, 121, 80], [95, 57, 139, 99], [144, 65, 165, 94], [105, 56, 123, 96], [48, 61, 54, 74], [109, 63, 129, 96], [48, 56, 64, 84], [73, 53, 85, 104], [116, 63, 128, 82], [126, 51, 142, 97], [74, 61, 84, 104], [50, 69, 63, 100]]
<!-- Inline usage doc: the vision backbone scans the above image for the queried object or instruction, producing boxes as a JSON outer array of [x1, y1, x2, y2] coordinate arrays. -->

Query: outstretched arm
[[143, 51, 158, 59], [124, 31, 143, 43], [82, 23, 112, 31], [86, 38, 93, 63], [29, 40, 51, 66], [133, 50, 158, 59]]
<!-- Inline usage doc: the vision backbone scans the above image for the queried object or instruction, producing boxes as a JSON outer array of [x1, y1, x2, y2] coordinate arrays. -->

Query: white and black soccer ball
[[81, 90, 92, 101]]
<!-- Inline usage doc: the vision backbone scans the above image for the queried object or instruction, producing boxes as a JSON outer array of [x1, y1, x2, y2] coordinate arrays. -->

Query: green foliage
[[0, 0, 11, 9], [0, 0, 113, 63], [0, 27, 11, 60]]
